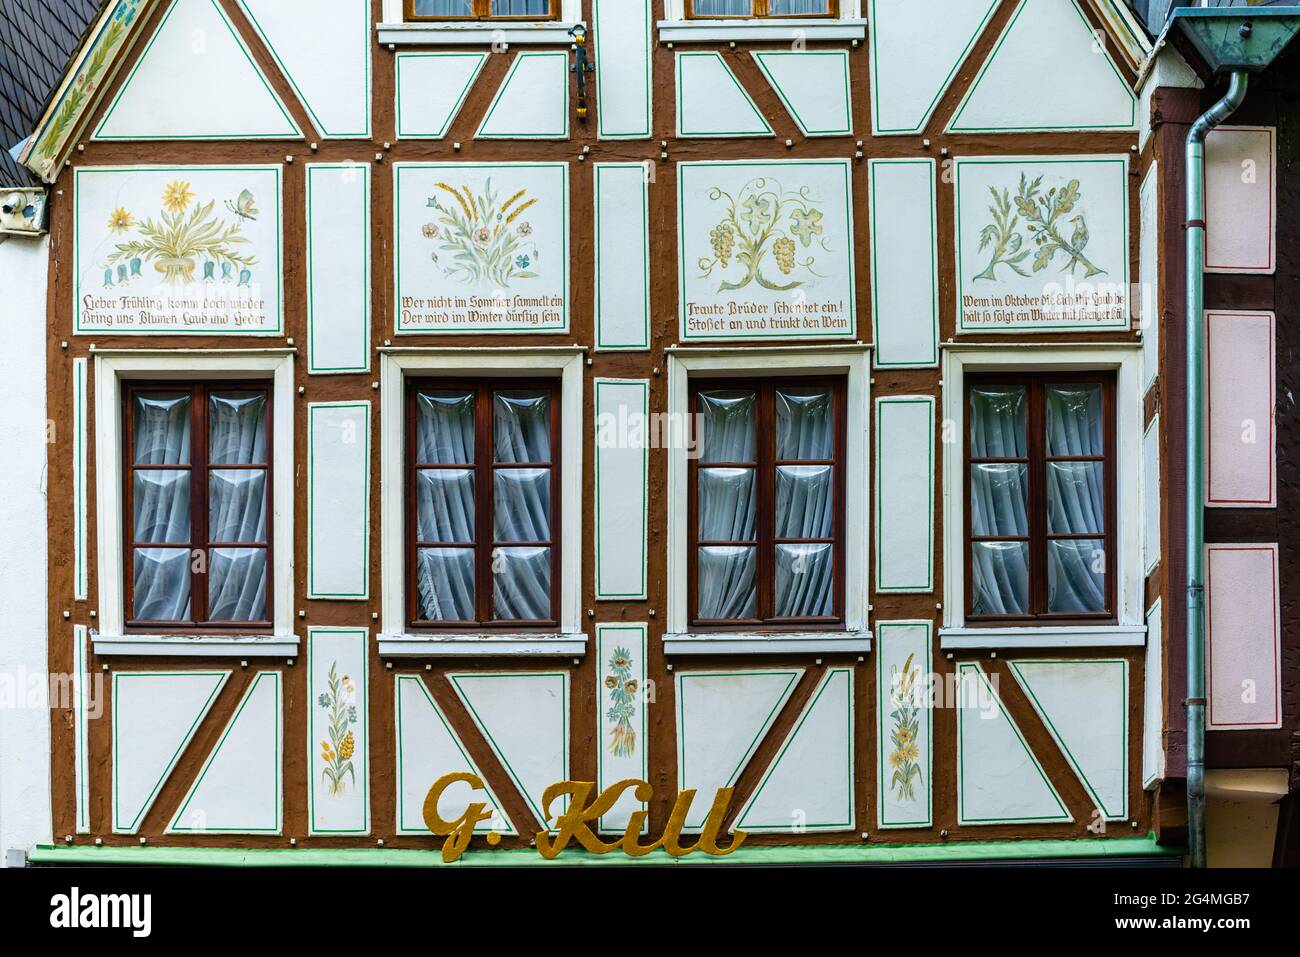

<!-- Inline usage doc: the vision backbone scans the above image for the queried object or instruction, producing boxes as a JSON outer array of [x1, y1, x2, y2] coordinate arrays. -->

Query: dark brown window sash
[[686, 0, 837, 19], [688, 377, 846, 631], [406, 379, 561, 631], [964, 371, 1118, 626], [404, 0, 559, 21], [123, 382, 273, 632]]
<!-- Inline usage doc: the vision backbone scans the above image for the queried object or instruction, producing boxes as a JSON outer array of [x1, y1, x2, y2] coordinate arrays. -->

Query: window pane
[[133, 548, 191, 621], [971, 541, 1029, 616], [1047, 462, 1104, 535], [209, 392, 267, 465], [775, 387, 833, 460], [692, 0, 753, 13], [416, 391, 475, 464], [770, 0, 830, 15], [775, 464, 833, 538], [698, 390, 756, 463], [494, 391, 551, 463], [774, 543, 833, 617], [970, 464, 1028, 537], [416, 547, 476, 620], [416, 469, 475, 543], [698, 467, 756, 541], [208, 547, 267, 621], [133, 470, 190, 543], [1047, 539, 1106, 613], [209, 469, 267, 543], [1046, 384, 1103, 457], [413, 0, 472, 14], [969, 387, 1027, 458], [697, 546, 756, 619], [494, 468, 550, 542], [493, 546, 551, 619], [491, 0, 548, 14], [133, 393, 190, 465]]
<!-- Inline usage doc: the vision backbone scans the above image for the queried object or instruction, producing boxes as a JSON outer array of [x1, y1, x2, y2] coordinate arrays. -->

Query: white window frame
[[379, 346, 585, 657], [664, 344, 871, 655], [659, 0, 865, 43], [92, 349, 297, 657], [939, 342, 1147, 651], [379, 0, 584, 45]]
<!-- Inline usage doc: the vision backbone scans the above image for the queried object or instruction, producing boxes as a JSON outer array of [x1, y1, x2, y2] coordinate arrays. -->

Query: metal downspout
[[1185, 69, 1249, 870]]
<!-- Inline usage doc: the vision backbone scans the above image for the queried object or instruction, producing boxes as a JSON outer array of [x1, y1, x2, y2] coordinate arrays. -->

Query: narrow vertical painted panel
[[595, 623, 648, 833], [875, 397, 935, 593], [72, 356, 88, 601], [1206, 544, 1281, 731], [307, 627, 369, 836], [876, 621, 932, 829], [1143, 415, 1160, 575], [307, 402, 371, 599], [73, 624, 90, 834], [1139, 162, 1159, 391], [592, 0, 651, 141], [1205, 126, 1276, 275], [307, 164, 370, 374], [869, 159, 939, 368], [1206, 311, 1275, 508], [1143, 599, 1164, 788], [594, 379, 649, 600], [594, 164, 651, 352]]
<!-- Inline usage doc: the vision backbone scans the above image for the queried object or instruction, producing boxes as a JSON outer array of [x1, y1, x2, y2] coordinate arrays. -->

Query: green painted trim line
[[29, 835, 1181, 868]]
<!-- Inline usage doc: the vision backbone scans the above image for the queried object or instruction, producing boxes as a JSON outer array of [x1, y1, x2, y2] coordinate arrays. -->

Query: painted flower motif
[[473, 226, 491, 246], [789, 207, 824, 248], [106, 207, 135, 232], [161, 180, 194, 215], [515, 255, 530, 270], [422, 222, 439, 239], [604, 675, 618, 690], [623, 680, 638, 695], [896, 726, 913, 745], [317, 693, 330, 708], [611, 656, 630, 671], [740, 193, 773, 230], [516, 221, 533, 237]]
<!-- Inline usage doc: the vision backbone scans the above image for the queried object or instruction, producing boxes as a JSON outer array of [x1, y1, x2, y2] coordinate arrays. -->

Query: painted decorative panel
[[1140, 162, 1159, 391], [307, 628, 369, 836], [876, 397, 935, 593], [1206, 543, 1281, 731], [1206, 311, 1275, 508], [735, 667, 854, 833], [1143, 415, 1161, 575], [73, 357, 88, 600], [876, 621, 932, 829], [868, 0, 998, 136], [307, 402, 370, 600], [678, 159, 855, 342], [594, 379, 649, 600], [73, 625, 91, 834], [238, 0, 371, 139], [869, 159, 939, 368], [1143, 599, 1164, 788], [1205, 126, 1276, 275], [595, 624, 648, 834], [169, 671, 282, 834], [675, 668, 802, 831], [394, 162, 569, 334], [94, 0, 300, 141], [306, 163, 370, 374], [956, 662, 1071, 826], [954, 155, 1130, 333], [112, 670, 229, 834], [594, 163, 651, 351], [394, 675, 513, 836], [395, 52, 486, 140], [1009, 659, 1129, 821], [948, 0, 1137, 134], [448, 671, 570, 830], [476, 52, 569, 140], [74, 165, 283, 334], [593, 0, 652, 141], [675, 52, 773, 139], [751, 51, 851, 138]]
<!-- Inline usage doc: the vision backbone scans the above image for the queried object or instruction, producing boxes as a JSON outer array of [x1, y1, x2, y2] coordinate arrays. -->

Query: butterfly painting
[[225, 189, 259, 222]]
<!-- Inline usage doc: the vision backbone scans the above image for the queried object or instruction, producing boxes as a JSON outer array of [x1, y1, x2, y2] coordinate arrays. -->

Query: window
[[124, 384, 272, 630], [965, 373, 1116, 624], [687, 0, 836, 17], [407, 381, 560, 629], [406, 0, 557, 19], [689, 379, 845, 629]]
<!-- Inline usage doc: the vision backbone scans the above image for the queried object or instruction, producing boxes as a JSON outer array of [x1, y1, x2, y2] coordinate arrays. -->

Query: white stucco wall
[[0, 234, 52, 864]]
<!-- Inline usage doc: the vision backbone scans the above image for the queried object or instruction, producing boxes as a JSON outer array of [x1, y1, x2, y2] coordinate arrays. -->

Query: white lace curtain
[[413, 0, 549, 14], [692, 0, 829, 14]]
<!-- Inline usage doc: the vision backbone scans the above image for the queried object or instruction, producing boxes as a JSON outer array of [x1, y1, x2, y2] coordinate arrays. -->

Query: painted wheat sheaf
[[604, 647, 638, 757], [421, 179, 541, 288]]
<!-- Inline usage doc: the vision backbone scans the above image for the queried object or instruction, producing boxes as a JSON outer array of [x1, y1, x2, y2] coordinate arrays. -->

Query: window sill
[[663, 631, 871, 656], [378, 632, 587, 657], [938, 625, 1146, 652], [656, 18, 866, 43], [376, 21, 583, 45], [91, 633, 300, 658]]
